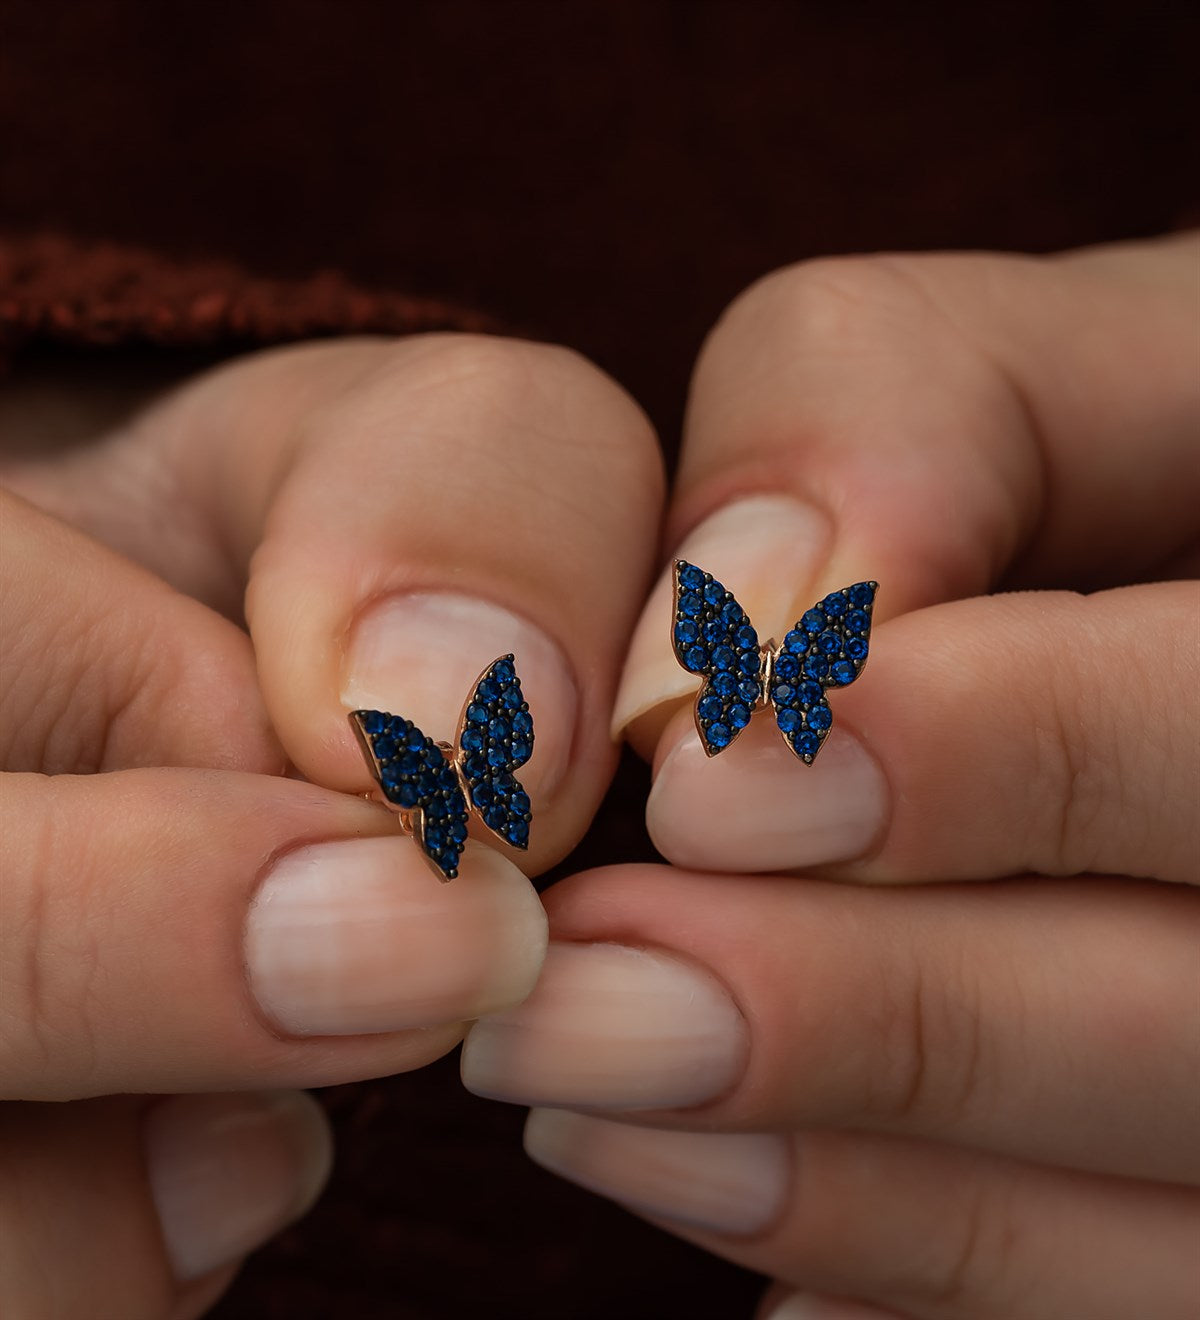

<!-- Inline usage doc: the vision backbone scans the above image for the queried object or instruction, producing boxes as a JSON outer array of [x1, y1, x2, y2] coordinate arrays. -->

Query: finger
[[38, 334, 664, 871], [645, 581, 1200, 881], [462, 866, 1200, 1184], [0, 1091, 330, 1319], [612, 233, 1200, 756], [0, 769, 546, 1100], [522, 1115, 1200, 1320], [0, 490, 280, 775], [761, 1293, 911, 1320]]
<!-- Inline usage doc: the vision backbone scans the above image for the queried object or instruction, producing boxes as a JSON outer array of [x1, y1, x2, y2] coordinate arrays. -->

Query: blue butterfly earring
[[672, 560, 877, 763], [349, 654, 534, 881]]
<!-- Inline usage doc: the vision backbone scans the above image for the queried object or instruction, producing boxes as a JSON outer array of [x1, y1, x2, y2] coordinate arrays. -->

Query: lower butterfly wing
[[672, 560, 763, 757], [769, 581, 877, 764], [349, 709, 470, 880], [455, 654, 534, 850]]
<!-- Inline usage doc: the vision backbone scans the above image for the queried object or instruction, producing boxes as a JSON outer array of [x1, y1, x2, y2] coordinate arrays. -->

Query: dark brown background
[[3, 2, 1198, 1317]]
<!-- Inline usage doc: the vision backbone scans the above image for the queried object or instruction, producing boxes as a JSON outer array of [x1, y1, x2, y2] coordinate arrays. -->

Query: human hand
[[460, 236, 1200, 1318], [0, 335, 662, 1317]]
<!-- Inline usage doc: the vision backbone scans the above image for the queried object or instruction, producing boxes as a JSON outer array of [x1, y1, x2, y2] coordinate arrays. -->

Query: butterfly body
[[350, 654, 533, 880], [672, 560, 876, 764]]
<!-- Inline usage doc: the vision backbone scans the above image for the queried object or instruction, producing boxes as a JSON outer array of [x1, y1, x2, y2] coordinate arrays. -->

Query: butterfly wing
[[456, 654, 534, 850], [672, 559, 763, 757], [349, 709, 470, 880], [769, 581, 877, 763]]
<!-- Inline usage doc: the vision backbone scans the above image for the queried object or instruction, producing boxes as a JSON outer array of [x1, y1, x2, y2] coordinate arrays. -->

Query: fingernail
[[766, 1296, 905, 1320], [647, 709, 887, 872], [524, 1108, 789, 1235], [245, 836, 547, 1035], [342, 592, 576, 800], [611, 495, 831, 744], [462, 942, 747, 1110], [145, 1090, 332, 1282]]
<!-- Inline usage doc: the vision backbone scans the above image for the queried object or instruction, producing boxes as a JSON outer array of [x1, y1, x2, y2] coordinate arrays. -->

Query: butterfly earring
[[349, 654, 534, 881], [671, 560, 877, 763]]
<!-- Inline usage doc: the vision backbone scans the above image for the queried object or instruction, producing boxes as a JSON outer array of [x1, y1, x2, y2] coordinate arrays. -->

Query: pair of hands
[[1, 233, 1197, 1320]]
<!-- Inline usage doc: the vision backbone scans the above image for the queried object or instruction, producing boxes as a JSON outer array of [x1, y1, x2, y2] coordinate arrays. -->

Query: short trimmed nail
[[342, 591, 576, 800], [462, 942, 747, 1110], [246, 836, 547, 1035], [524, 1108, 789, 1235], [766, 1296, 905, 1320], [145, 1090, 332, 1282], [647, 711, 887, 872], [611, 495, 831, 742]]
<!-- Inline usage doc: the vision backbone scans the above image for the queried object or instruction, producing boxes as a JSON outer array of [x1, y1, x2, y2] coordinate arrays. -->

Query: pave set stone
[[673, 560, 762, 754], [458, 655, 533, 851], [354, 708, 470, 878], [773, 581, 876, 762]]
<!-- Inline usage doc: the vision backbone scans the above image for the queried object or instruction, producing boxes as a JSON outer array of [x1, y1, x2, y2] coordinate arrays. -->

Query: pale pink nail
[[245, 836, 547, 1035], [766, 1296, 908, 1320], [145, 1090, 332, 1282], [462, 942, 747, 1110], [646, 710, 887, 872], [524, 1108, 789, 1235]]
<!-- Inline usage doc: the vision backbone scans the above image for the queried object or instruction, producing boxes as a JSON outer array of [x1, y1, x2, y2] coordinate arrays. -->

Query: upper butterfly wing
[[456, 654, 534, 850], [349, 709, 470, 879], [672, 559, 763, 757], [769, 581, 877, 763]]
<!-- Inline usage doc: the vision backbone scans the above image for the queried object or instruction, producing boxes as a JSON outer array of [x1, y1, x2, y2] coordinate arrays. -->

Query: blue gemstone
[[785, 630, 808, 655], [712, 671, 737, 697], [802, 609, 825, 634], [487, 744, 509, 769], [807, 703, 832, 731], [736, 625, 758, 651], [738, 651, 759, 675], [702, 618, 726, 645], [423, 745, 445, 768], [728, 703, 751, 729], [373, 735, 397, 760], [437, 766, 458, 792], [832, 659, 856, 685], [361, 710, 386, 735], [846, 609, 870, 634], [512, 710, 533, 737], [703, 581, 724, 606], [511, 789, 530, 816], [776, 707, 801, 733], [464, 752, 488, 781], [774, 653, 799, 680], [845, 636, 868, 661], [707, 722, 731, 749], [712, 645, 734, 670], [822, 592, 848, 618], [803, 654, 829, 680], [405, 726, 426, 749], [472, 782, 493, 808], [848, 582, 876, 608], [450, 819, 468, 842], [424, 825, 445, 850], [503, 685, 524, 709], [507, 818, 530, 847], [417, 771, 441, 798], [462, 727, 483, 753], [738, 678, 761, 704], [721, 601, 744, 628], [678, 562, 705, 591], [793, 730, 820, 756], [799, 680, 823, 705], [397, 750, 421, 774], [397, 782, 419, 808], [679, 590, 703, 616], [773, 682, 795, 705], [698, 694, 723, 721], [492, 659, 515, 683], [487, 717, 510, 741], [478, 677, 502, 701], [484, 804, 508, 831], [674, 620, 698, 646], [817, 630, 841, 655], [467, 703, 488, 725], [510, 739, 531, 764], [685, 645, 708, 672]]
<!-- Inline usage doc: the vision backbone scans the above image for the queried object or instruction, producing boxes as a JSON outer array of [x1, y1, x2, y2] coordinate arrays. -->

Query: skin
[[1, 233, 1197, 1317]]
